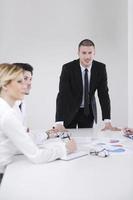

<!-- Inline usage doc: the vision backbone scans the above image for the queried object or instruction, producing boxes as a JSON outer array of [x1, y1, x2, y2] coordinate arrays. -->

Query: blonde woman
[[0, 63, 76, 183]]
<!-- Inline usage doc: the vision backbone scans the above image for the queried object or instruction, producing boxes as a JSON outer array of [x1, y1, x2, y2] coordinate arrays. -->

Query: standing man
[[55, 39, 119, 131]]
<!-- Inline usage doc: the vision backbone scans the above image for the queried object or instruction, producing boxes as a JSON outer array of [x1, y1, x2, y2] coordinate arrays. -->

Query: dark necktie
[[84, 68, 90, 115]]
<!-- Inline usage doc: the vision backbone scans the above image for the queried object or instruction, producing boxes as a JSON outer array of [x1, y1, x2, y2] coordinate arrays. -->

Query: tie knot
[[85, 68, 88, 73]]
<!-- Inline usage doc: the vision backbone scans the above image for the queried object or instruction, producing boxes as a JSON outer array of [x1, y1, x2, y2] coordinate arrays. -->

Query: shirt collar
[[80, 63, 92, 73]]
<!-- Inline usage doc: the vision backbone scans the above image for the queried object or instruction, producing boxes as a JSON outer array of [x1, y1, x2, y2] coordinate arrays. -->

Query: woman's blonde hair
[[0, 63, 24, 93]]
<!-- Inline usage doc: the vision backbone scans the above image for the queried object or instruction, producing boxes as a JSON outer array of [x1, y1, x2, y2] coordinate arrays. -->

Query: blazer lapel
[[90, 61, 97, 93], [74, 60, 83, 93]]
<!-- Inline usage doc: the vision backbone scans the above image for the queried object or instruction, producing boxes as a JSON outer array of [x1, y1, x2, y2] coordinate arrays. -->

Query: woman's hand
[[65, 139, 77, 154]]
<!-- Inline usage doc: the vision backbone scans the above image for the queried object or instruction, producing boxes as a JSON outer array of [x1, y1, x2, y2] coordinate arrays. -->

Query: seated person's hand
[[54, 124, 68, 132], [45, 128, 59, 138], [65, 138, 77, 154], [45, 126, 69, 139], [101, 122, 121, 131], [123, 127, 133, 135]]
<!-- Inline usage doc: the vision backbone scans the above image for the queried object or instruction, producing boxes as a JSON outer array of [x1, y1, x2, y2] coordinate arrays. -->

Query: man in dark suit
[[55, 39, 119, 130]]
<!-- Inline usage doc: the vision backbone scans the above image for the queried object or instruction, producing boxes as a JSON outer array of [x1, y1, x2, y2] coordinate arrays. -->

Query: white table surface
[[0, 128, 133, 200]]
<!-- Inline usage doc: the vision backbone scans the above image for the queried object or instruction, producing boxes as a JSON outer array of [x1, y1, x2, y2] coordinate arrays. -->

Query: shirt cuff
[[104, 119, 111, 124], [54, 121, 64, 126]]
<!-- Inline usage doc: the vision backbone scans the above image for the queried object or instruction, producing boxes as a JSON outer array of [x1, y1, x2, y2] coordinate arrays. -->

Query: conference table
[[0, 128, 133, 200]]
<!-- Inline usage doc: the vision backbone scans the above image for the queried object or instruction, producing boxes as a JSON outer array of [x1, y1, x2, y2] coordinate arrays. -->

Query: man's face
[[24, 70, 32, 95], [78, 45, 95, 68]]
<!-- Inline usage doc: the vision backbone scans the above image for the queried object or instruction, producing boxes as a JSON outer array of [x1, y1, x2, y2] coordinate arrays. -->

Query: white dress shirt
[[80, 64, 92, 108], [13, 100, 26, 125], [0, 98, 66, 173]]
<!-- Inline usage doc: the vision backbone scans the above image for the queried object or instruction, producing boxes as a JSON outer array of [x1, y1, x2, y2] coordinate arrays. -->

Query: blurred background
[[0, 0, 132, 129]]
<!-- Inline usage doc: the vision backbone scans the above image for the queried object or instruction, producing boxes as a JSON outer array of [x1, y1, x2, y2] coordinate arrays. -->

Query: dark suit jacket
[[56, 59, 111, 127]]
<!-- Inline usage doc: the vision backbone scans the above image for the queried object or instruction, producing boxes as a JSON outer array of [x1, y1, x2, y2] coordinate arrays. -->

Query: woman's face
[[6, 73, 26, 101]]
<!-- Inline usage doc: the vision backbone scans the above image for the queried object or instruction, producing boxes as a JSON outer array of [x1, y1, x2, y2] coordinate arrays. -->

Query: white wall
[[128, 0, 133, 126], [0, 0, 128, 129]]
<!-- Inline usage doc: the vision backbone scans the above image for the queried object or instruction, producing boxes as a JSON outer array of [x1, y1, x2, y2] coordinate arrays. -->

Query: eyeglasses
[[90, 148, 109, 158]]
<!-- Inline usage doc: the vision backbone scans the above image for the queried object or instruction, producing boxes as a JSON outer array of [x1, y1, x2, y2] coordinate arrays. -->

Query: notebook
[[61, 150, 88, 161]]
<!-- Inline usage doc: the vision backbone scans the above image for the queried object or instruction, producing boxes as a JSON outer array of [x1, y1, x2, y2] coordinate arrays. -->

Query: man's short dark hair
[[78, 39, 95, 50], [13, 63, 33, 75]]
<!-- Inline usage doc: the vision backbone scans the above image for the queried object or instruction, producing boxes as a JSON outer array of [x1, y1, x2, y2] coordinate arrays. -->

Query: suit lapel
[[74, 60, 83, 93], [90, 61, 97, 92]]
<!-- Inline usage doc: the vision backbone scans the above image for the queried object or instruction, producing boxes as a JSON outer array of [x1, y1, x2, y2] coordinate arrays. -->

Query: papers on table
[[73, 136, 92, 146], [72, 136, 133, 155], [89, 137, 133, 155], [61, 150, 88, 161]]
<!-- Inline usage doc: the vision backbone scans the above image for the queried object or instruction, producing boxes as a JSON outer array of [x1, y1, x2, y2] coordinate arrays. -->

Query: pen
[[67, 134, 71, 140]]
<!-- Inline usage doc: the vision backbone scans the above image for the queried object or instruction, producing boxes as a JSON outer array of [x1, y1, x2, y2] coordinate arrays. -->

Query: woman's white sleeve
[[1, 111, 67, 163]]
